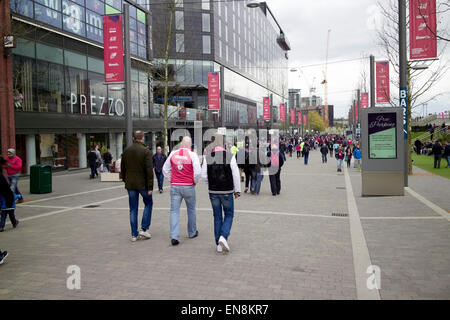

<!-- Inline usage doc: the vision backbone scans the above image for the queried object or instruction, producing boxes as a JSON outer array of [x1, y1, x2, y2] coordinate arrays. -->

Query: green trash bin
[[30, 164, 52, 194]]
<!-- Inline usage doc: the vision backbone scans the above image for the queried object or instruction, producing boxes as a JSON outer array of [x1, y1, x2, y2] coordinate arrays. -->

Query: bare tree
[[377, 0, 450, 174]]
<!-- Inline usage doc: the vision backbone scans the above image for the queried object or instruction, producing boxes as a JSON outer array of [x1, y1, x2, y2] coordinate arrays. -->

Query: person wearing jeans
[[121, 131, 154, 242], [152, 146, 167, 193], [201, 134, 241, 253], [5, 149, 23, 202], [163, 136, 201, 246], [251, 171, 264, 195], [336, 146, 344, 172], [127, 189, 153, 238], [0, 164, 19, 232]]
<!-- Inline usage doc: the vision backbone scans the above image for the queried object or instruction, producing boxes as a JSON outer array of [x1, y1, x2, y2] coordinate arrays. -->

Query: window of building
[[202, 13, 210, 32], [176, 0, 183, 8], [202, 35, 211, 54], [176, 11, 184, 30], [202, 0, 210, 10], [176, 34, 185, 53]]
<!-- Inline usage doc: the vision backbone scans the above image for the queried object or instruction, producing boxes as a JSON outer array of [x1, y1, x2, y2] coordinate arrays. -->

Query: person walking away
[[336, 146, 344, 172], [103, 148, 113, 172], [303, 142, 310, 165], [0, 157, 19, 232], [432, 141, 443, 169], [320, 143, 328, 163], [353, 145, 362, 169], [443, 142, 450, 168], [268, 144, 284, 196], [201, 134, 241, 253], [250, 146, 264, 195], [163, 136, 201, 246], [345, 146, 352, 168], [152, 146, 167, 193], [94, 145, 102, 176], [328, 141, 334, 157], [3, 149, 23, 203], [287, 143, 293, 158], [296, 143, 301, 158], [87, 146, 98, 179], [120, 131, 154, 242]]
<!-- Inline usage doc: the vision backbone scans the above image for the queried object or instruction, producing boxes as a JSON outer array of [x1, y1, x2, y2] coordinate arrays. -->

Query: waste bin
[[30, 164, 52, 194]]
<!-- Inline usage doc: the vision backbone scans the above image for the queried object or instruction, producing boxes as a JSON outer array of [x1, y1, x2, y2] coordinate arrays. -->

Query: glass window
[[13, 55, 35, 112], [10, 0, 33, 18], [12, 38, 35, 58], [88, 71, 108, 115], [36, 61, 64, 113], [131, 79, 140, 117], [86, 10, 103, 43], [202, 0, 210, 10], [139, 71, 149, 118], [184, 60, 193, 82], [106, 0, 122, 11], [37, 43, 63, 64], [35, 3, 63, 29], [65, 66, 88, 114], [175, 11, 184, 30], [64, 50, 87, 69], [202, 35, 211, 54], [137, 9, 146, 24], [129, 17, 137, 31], [86, 0, 104, 14], [88, 57, 104, 74], [193, 60, 202, 83], [176, 34, 184, 53], [202, 13, 210, 32], [105, 4, 121, 14], [175, 0, 183, 8], [129, 4, 137, 18]]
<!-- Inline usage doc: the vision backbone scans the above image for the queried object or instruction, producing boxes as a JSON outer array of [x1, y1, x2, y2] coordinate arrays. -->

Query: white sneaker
[[130, 236, 137, 242], [139, 229, 152, 239], [216, 244, 223, 253], [218, 236, 230, 252]]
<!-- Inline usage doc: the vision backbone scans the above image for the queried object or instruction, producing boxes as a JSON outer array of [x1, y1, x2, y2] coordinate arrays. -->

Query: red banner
[[355, 100, 359, 121], [410, 0, 437, 60], [280, 104, 286, 121], [263, 97, 271, 120], [290, 109, 295, 124], [298, 112, 302, 125], [376, 61, 390, 104], [361, 93, 369, 109], [303, 114, 307, 127], [103, 15, 124, 83], [352, 103, 355, 122], [208, 72, 220, 110]]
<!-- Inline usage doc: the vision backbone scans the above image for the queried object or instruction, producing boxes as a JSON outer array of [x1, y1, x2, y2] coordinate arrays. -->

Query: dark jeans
[[8, 175, 21, 198], [297, 151, 301, 158], [209, 193, 234, 245], [244, 169, 251, 189], [304, 153, 309, 164], [322, 154, 327, 163], [434, 155, 441, 168], [0, 210, 18, 228], [89, 163, 97, 178], [127, 189, 153, 237], [269, 170, 281, 195], [347, 159, 351, 167], [104, 163, 111, 172], [155, 171, 164, 190]]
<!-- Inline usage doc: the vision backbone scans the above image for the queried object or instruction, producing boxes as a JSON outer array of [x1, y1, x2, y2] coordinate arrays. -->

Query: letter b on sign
[[366, 265, 381, 290], [67, 265, 81, 290]]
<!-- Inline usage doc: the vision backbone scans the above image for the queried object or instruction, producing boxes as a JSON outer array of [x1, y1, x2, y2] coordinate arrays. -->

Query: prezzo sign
[[70, 93, 125, 116]]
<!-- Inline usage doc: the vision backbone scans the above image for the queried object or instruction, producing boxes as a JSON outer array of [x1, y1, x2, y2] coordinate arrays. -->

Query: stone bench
[[100, 172, 122, 182]]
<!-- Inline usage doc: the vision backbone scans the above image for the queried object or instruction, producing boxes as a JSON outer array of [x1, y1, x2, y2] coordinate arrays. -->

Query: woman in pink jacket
[[5, 149, 23, 203]]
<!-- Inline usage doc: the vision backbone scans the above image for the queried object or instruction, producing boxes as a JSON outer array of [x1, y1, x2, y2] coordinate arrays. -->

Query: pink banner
[[280, 104, 286, 121], [103, 15, 124, 83], [263, 97, 271, 120], [303, 114, 307, 127], [355, 100, 359, 121], [361, 93, 369, 109], [376, 61, 390, 104], [410, 0, 437, 60], [208, 72, 220, 110], [290, 109, 295, 124], [298, 112, 302, 125]]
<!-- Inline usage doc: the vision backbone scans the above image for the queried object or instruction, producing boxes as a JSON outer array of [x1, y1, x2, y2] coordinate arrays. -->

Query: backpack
[[271, 151, 279, 167]]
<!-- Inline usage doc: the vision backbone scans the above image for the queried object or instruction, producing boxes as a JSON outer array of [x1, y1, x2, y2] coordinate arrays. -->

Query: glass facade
[[11, 0, 150, 59], [12, 37, 150, 118]]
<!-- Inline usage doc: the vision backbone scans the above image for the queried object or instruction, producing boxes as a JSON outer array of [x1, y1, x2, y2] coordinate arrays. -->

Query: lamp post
[[123, 3, 133, 148]]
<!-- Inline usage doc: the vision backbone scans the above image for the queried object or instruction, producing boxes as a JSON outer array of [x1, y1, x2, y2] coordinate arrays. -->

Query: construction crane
[[321, 29, 331, 127]]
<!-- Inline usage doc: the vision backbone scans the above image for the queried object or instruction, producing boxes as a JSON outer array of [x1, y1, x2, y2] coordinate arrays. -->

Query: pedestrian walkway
[[0, 150, 449, 299]]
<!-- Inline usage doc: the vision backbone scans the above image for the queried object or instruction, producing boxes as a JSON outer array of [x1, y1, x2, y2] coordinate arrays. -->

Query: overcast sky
[[263, 0, 450, 119]]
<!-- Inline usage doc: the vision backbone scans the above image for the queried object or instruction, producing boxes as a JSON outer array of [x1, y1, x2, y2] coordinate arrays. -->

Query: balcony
[[277, 33, 291, 51]]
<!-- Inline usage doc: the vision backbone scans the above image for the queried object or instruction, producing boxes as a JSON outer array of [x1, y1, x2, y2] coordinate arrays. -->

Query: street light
[[246, 2, 261, 8]]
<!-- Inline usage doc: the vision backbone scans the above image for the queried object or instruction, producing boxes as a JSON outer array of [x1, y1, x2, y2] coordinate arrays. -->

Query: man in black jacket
[[87, 146, 98, 179], [152, 146, 167, 193], [201, 134, 241, 253], [432, 141, 443, 169], [320, 143, 329, 163]]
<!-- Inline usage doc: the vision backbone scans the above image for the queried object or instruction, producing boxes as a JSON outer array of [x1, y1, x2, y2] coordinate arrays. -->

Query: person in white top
[[162, 136, 201, 246], [201, 134, 241, 253]]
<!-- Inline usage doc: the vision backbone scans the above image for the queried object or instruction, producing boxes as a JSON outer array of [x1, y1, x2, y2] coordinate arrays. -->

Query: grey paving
[[0, 149, 449, 300]]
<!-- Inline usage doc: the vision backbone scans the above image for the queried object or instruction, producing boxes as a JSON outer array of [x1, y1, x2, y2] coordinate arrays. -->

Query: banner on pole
[[263, 97, 271, 120], [103, 15, 124, 83], [303, 114, 308, 127], [376, 61, 390, 104], [297, 112, 301, 125], [280, 104, 286, 121], [361, 93, 369, 109], [290, 109, 295, 124], [208, 72, 220, 110], [409, 0, 437, 60]]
